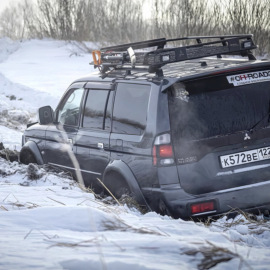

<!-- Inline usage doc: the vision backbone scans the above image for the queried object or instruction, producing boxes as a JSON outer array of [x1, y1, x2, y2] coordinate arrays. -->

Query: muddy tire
[[20, 150, 37, 165], [105, 172, 132, 199]]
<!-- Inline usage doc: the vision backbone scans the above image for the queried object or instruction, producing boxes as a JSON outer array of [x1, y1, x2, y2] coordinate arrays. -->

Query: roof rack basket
[[91, 34, 257, 74]]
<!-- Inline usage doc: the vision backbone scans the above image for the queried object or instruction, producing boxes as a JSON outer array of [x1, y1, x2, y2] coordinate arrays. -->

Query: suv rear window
[[169, 78, 270, 140]]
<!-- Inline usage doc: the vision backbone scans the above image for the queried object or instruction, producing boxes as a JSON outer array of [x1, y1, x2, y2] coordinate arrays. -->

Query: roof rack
[[91, 34, 257, 76]]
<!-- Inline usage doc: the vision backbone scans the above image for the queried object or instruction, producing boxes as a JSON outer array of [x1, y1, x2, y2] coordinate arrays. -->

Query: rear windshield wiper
[[248, 101, 270, 134]]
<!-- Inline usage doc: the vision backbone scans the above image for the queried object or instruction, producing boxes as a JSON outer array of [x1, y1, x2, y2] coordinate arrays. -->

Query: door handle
[[67, 138, 73, 144], [97, 142, 104, 149]]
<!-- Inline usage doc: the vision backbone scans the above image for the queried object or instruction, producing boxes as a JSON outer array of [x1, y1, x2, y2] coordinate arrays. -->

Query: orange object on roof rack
[[92, 50, 102, 66]]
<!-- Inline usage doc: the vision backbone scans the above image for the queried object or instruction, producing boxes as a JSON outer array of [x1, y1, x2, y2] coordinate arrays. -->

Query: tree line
[[0, 0, 269, 56]]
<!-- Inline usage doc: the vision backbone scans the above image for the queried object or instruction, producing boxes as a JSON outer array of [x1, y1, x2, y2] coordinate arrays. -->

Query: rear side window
[[83, 89, 109, 130], [112, 83, 151, 135]]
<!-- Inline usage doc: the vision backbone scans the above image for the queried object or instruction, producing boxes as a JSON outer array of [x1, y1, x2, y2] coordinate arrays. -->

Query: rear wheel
[[104, 171, 148, 213], [104, 172, 131, 199]]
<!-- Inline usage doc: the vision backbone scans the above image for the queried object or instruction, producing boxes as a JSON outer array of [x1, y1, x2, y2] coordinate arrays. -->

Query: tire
[[159, 199, 172, 217], [20, 150, 37, 165], [104, 172, 147, 212], [105, 172, 131, 199]]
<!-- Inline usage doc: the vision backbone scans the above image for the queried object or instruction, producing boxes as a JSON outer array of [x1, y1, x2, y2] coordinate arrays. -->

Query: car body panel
[[75, 128, 109, 192], [45, 124, 78, 171]]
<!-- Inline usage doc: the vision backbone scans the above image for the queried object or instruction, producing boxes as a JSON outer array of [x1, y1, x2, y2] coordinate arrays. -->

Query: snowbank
[[0, 39, 94, 100], [1, 158, 270, 270], [0, 37, 20, 63], [0, 38, 94, 130]]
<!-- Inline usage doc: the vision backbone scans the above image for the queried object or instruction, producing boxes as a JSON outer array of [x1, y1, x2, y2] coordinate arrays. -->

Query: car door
[[44, 83, 85, 174], [75, 82, 113, 192], [110, 82, 153, 188]]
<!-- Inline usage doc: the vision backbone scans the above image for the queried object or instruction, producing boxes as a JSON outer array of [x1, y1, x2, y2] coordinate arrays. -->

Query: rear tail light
[[153, 133, 175, 166], [159, 145, 173, 158], [190, 201, 216, 215]]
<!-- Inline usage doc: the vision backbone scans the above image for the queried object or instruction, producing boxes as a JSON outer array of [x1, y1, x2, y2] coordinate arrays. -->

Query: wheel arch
[[20, 141, 44, 165], [103, 160, 150, 210]]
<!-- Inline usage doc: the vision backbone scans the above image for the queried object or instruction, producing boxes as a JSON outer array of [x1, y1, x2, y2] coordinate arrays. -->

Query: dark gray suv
[[20, 35, 270, 219]]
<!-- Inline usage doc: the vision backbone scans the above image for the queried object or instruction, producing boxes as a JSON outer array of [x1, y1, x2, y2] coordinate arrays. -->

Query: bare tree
[[82, 0, 145, 44], [218, 0, 270, 56], [151, 0, 216, 45], [1, 0, 270, 56], [0, 3, 25, 40]]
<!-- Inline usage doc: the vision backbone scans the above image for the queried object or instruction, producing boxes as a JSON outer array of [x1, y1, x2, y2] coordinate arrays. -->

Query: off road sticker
[[227, 70, 270, 86]]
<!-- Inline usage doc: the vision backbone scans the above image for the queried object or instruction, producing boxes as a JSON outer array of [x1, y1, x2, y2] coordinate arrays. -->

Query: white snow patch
[[235, 224, 249, 235], [0, 37, 20, 62], [0, 39, 94, 99], [0, 125, 22, 150]]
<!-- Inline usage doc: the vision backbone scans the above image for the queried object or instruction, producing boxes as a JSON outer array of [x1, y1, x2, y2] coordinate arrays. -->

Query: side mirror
[[38, 106, 54, 125]]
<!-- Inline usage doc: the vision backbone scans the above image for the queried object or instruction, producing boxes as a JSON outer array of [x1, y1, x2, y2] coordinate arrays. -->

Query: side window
[[82, 89, 109, 130], [112, 84, 151, 135], [58, 88, 84, 126]]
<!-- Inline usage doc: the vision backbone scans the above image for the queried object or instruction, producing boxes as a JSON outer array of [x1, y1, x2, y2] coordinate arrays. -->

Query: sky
[[0, 0, 20, 11]]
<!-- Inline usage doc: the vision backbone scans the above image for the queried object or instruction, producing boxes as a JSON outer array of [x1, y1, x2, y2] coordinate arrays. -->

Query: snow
[[1, 38, 270, 269], [0, 125, 21, 150], [0, 39, 92, 102]]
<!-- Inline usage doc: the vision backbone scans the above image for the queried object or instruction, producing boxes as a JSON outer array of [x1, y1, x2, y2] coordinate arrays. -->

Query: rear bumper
[[156, 180, 270, 219]]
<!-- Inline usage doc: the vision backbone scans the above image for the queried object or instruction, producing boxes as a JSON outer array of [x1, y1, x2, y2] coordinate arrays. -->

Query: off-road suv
[[20, 35, 270, 219]]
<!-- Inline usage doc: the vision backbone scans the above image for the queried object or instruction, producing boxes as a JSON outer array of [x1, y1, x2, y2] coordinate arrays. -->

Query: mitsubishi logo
[[244, 133, 251, 140]]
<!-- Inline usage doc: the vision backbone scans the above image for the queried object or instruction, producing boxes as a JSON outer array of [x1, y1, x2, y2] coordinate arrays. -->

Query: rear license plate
[[220, 146, 270, 168]]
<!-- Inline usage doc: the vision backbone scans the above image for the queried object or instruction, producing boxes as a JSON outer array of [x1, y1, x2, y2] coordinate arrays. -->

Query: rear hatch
[[168, 67, 270, 195]]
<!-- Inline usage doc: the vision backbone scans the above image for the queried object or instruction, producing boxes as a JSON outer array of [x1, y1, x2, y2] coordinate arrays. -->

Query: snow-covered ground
[[0, 38, 92, 103], [1, 38, 270, 270]]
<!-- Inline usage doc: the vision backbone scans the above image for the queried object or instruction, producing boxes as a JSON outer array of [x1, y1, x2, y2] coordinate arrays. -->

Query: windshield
[[169, 78, 270, 141]]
